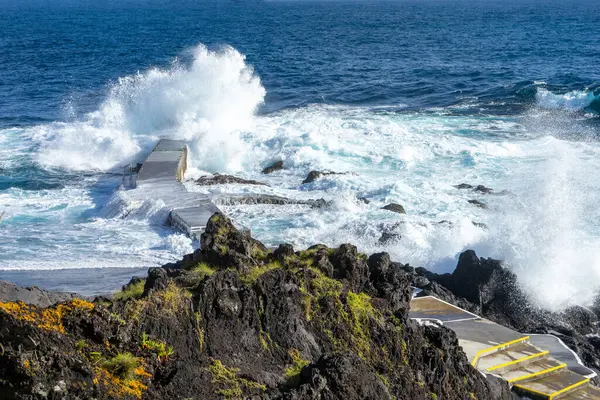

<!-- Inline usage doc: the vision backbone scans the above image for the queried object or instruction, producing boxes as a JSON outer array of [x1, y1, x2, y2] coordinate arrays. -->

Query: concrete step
[[559, 384, 600, 400], [478, 342, 548, 372], [513, 369, 590, 399], [499, 358, 566, 383]]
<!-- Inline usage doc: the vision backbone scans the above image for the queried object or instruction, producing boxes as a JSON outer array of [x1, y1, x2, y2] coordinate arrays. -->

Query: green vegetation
[[190, 262, 217, 278], [346, 291, 380, 359], [75, 339, 87, 352], [100, 353, 139, 380], [431, 393, 438, 400], [208, 359, 266, 398], [113, 280, 145, 301], [241, 260, 281, 284], [141, 333, 174, 361], [284, 349, 310, 385]]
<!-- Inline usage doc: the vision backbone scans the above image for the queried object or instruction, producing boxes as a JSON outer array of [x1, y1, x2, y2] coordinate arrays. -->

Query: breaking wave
[[536, 88, 600, 112], [32, 44, 265, 171]]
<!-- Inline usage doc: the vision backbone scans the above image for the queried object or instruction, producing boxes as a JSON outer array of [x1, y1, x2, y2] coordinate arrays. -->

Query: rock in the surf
[[382, 203, 406, 214], [262, 160, 284, 174]]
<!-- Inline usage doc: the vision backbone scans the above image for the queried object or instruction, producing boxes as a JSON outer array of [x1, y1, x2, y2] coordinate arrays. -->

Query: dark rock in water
[[0, 216, 511, 400], [215, 194, 329, 208], [472, 221, 488, 229], [468, 199, 487, 209], [436, 220, 454, 227], [302, 170, 345, 184], [262, 160, 284, 174], [382, 203, 406, 214], [195, 173, 268, 186], [455, 183, 474, 190], [455, 183, 494, 194], [0, 280, 78, 307], [358, 197, 370, 204], [379, 232, 401, 244], [474, 184, 493, 194]]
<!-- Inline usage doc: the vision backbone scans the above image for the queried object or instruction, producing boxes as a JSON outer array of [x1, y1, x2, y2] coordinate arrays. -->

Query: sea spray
[[33, 44, 265, 172]]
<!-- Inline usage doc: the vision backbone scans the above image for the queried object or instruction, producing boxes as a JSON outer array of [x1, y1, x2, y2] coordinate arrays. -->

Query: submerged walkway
[[127, 139, 221, 240], [410, 296, 600, 399]]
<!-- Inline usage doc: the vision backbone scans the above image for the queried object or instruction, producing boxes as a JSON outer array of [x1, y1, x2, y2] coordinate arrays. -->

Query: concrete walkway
[[410, 296, 599, 399], [124, 139, 227, 240]]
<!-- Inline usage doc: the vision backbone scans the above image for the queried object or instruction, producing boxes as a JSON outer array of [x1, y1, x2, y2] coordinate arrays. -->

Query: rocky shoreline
[[1, 213, 599, 399]]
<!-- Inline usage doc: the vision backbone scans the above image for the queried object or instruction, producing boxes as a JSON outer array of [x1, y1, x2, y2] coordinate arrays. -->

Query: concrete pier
[[410, 296, 599, 399], [127, 139, 227, 241]]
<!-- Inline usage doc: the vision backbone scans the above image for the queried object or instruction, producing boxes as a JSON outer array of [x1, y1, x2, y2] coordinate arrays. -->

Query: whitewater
[[1, 43, 600, 310]]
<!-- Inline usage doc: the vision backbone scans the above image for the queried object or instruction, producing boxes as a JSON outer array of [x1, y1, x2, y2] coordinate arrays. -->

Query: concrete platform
[[561, 384, 600, 400], [514, 370, 589, 398], [409, 296, 479, 323]]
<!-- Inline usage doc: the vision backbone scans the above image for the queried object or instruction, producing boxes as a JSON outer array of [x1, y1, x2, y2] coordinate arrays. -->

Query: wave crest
[[35, 44, 265, 171], [535, 88, 600, 112]]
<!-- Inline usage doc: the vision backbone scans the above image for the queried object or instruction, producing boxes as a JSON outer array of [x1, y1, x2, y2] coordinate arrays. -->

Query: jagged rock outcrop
[[0, 213, 510, 400]]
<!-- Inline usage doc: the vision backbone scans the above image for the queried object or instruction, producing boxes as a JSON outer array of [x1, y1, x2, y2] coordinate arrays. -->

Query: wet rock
[[474, 184, 493, 194], [379, 232, 401, 244], [195, 173, 268, 186], [381, 203, 406, 214], [215, 194, 329, 209], [0, 280, 78, 307], [358, 197, 370, 204], [468, 199, 488, 209], [472, 221, 488, 229], [262, 160, 284, 174], [302, 170, 345, 184], [455, 183, 474, 189], [456, 183, 494, 194]]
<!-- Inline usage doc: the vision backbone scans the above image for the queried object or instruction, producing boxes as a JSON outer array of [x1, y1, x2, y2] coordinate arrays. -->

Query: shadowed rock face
[[0, 212, 509, 400]]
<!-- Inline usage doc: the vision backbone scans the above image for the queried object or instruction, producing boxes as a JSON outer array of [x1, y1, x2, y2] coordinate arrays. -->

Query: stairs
[[468, 332, 596, 399], [409, 296, 600, 399]]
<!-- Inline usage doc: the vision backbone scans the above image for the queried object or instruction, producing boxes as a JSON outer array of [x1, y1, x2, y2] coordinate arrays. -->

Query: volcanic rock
[[382, 203, 406, 214], [262, 160, 284, 174]]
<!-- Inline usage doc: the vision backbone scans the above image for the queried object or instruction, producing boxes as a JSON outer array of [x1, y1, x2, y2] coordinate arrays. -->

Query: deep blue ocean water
[[1, 0, 599, 304]]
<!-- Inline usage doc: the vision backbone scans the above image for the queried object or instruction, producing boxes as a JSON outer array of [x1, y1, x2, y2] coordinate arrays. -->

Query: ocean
[[0, 0, 599, 308]]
